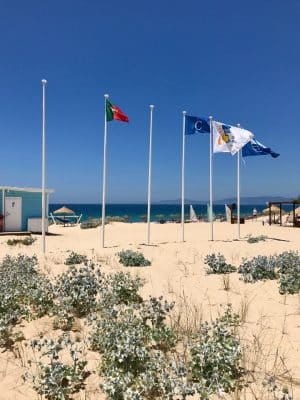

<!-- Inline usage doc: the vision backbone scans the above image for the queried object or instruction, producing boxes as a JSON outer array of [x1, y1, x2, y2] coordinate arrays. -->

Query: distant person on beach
[[253, 208, 258, 220]]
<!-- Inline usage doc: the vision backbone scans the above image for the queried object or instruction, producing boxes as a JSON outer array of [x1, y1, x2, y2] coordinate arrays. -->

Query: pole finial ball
[[182, 111, 187, 115], [41, 79, 47, 84], [150, 104, 154, 109], [209, 115, 213, 120], [104, 94, 109, 99]]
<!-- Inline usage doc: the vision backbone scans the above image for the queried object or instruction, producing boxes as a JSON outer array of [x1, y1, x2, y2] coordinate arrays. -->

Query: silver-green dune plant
[[190, 305, 245, 398], [276, 251, 300, 295], [26, 336, 89, 400], [90, 296, 183, 400], [106, 215, 129, 223], [53, 262, 102, 330], [99, 271, 145, 309], [90, 267, 246, 400], [80, 218, 104, 229], [64, 251, 88, 265], [238, 255, 278, 282], [118, 249, 151, 267], [204, 253, 236, 274], [247, 235, 268, 244], [7, 236, 36, 246], [0, 255, 53, 348], [0, 254, 247, 398], [238, 251, 300, 294]]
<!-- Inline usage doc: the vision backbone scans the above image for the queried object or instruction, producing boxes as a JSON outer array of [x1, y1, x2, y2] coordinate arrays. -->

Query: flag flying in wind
[[185, 115, 210, 135], [106, 99, 129, 122], [242, 138, 279, 158], [212, 121, 253, 155]]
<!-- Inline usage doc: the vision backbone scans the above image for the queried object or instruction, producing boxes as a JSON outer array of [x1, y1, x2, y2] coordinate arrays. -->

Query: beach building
[[0, 186, 54, 233]]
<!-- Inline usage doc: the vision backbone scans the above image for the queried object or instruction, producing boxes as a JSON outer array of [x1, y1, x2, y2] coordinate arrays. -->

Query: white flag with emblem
[[212, 121, 253, 155]]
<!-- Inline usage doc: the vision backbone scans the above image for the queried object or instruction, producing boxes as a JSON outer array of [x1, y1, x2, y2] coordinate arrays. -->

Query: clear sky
[[0, 0, 299, 203]]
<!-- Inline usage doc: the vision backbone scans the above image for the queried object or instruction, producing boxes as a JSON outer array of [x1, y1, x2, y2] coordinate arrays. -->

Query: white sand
[[0, 220, 299, 399]]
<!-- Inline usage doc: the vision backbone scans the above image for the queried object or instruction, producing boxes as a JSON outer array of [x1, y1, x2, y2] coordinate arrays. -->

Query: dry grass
[[221, 274, 231, 291], [169, 289, 203, 339]]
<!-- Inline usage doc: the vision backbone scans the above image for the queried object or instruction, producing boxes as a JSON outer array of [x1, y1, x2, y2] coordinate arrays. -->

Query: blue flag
[[242, 138, 279, 158], [185, 115, 210, 135]]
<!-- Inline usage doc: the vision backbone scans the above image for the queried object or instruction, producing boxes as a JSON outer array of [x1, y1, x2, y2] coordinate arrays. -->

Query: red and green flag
[[106, 99, 129, 122]]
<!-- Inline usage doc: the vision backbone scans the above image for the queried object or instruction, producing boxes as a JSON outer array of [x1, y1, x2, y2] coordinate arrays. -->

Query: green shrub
[[7, 236, 36, 246], [26, 336, 89, 400], [277, 251, 300, 295], [238, 255, 278, 282], [80, 218, 101, 229], [64, 251, 88, 265], [80, 216, 129, 229], [106, 215, 129, 223], [204, 253, 236, 274], [118, 249, 151, 267], [247, 235, 268, 244]]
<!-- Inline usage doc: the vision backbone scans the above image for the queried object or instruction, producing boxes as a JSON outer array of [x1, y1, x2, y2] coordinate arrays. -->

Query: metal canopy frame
[[267, 201, 299, 227]]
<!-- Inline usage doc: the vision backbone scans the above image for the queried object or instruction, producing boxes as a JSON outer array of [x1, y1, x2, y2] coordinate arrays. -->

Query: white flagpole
[[237, 123, 241, 239], [181, 111, 186, 242], [147, 105, 154, 245], [101, 94, 109, 248], [41, 79, 47, 254], [209, 116, 214, 241]]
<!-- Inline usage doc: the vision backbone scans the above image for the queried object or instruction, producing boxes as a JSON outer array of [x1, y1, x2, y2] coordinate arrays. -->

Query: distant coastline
[[157, 196, 291, 205]]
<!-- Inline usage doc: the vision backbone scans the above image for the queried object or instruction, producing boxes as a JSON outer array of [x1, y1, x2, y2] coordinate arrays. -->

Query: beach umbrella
[[262, 205, 283, 215], [295, 207, 300, 215], [53, 206, 75, 226], [53, 206, 75, 215], [263, 205, 286, 224]]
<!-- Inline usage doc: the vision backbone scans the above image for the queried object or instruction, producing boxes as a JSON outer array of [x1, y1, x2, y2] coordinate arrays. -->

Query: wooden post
[[269, 203, 272, 225], [293, 202, 296, 227], [280, 203, 282, 226]]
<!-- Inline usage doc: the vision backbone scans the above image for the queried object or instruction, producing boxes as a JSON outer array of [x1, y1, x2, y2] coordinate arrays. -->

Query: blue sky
[[0, 0, 299, 203]]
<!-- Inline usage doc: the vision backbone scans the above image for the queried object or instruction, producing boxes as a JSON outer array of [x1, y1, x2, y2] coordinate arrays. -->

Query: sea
[[48, 203, 291, 223]]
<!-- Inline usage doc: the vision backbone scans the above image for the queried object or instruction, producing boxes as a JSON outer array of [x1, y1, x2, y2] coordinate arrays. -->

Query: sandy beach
[[0, 219, 299, 399]]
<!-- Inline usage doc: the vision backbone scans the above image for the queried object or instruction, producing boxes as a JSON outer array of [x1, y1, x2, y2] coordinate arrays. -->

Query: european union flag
[[185, 115, 210, 135], [242, 138, 279, 158]]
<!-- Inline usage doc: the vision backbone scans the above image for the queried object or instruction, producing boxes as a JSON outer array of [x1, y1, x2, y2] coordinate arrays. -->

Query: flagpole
[[147, 105, 154, 245], [102, 94, 109, 248], [237, 123, 241, 239], [41, 79, 47, 254], [209, 116, 214, 241], [181, 111, 186, 242]]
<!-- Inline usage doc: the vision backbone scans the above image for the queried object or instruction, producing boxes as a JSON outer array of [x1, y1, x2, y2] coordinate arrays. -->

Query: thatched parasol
[[262, 205, 283, 215], [53, 206, 75, 215], [53, 206, 75, 226], [295, 207, 300, 215]]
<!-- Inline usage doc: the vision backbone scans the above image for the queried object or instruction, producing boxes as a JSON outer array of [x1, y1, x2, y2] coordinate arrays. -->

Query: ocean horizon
[[49, 203, 294, 223]]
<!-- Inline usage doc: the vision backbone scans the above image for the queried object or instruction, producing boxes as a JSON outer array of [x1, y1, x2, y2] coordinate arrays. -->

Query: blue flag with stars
[[185, 115, 210, 135], [242, 138, 279, 158]]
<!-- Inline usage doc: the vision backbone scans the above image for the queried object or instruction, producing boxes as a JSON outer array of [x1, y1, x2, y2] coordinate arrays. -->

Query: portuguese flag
[[106, 99, 129, 122]]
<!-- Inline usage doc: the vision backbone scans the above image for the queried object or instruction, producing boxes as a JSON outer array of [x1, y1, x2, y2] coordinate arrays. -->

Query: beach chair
[[66, 214, 83, 226], [50, 213, 83, 226]]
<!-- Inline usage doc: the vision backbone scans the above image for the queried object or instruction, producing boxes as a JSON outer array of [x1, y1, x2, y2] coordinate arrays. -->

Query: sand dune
[[0, 220, 299, 399]]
